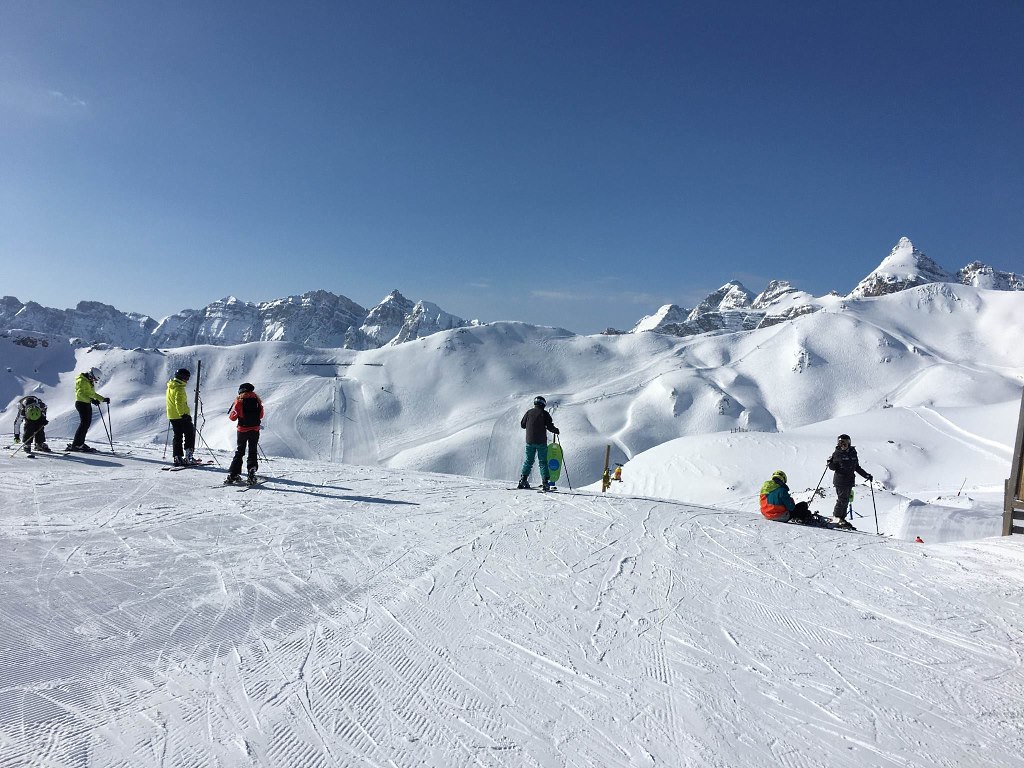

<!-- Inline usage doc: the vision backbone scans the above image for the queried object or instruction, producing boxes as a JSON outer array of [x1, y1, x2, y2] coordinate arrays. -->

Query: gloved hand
[[92, 399, 101, 405], [551, 427, 560, 435], [103, 397, 111, 404], [865, 473, 873, 481], [42, 419, 48, 425]]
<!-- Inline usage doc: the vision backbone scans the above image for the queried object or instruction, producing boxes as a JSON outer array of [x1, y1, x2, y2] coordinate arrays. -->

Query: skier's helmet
[[238, 382, 255, 394], [772, 470, 787, 484], [84, 367, 102, 383], [24, 396, 42, 421], [837, 434, 851, 445], [175, 368, 191, 381], [533, 396, 546, 408]]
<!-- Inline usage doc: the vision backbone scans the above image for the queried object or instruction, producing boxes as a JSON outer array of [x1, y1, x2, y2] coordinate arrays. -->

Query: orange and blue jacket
[[759, 478, 796, 520], [229, 392, 264, 433]]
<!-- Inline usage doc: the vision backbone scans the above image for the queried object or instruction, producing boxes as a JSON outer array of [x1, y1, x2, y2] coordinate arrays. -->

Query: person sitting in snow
[[759, 470, 814, 524], [518, 395, 559, 491], [13, 395, 51, 453], [827, 434, 872, 530], [225, 382, 264, 486]]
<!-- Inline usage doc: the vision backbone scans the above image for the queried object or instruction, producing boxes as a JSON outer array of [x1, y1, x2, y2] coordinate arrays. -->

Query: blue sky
[[2, 1, 1021, 333]]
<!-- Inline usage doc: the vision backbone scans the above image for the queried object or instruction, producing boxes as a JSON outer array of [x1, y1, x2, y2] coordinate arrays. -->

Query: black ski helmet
[[175, 368, 191, 381], [238, 382, 255, 394], [534, 395, 546, 408]]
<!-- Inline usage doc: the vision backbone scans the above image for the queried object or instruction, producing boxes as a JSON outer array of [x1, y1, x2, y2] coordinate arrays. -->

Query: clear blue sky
[[2, 1, 1021, 333]]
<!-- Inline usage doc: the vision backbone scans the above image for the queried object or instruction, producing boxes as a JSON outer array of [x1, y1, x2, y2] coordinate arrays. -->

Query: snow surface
[[2, 445, 1024, 767], [2, 279, 1024, 765]]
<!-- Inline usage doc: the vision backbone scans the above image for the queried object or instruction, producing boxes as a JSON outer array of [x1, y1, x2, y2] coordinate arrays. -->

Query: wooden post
[[601, 445, 611, 492], [1003, 386, 1024, 535]]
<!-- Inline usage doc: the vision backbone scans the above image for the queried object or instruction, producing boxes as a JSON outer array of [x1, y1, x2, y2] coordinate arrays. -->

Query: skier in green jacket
[[166, 368, 197, 466], [68, 368, 108, 452]]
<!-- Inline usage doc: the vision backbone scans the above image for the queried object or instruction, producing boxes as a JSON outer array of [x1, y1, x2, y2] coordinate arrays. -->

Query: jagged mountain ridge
[[0, 289, 471, 350], [2, 237, 1019, 349], [633, 237, 1022, 339]]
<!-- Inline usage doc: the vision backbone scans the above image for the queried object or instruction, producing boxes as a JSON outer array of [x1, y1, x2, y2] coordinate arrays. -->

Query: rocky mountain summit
[[0, 290, 471, 350], [633, 237, 1022, 340], [2, 238, 1018, 349]]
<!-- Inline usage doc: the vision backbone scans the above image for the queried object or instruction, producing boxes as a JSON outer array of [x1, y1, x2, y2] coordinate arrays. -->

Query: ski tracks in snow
[[2, 452, 1024, 766]]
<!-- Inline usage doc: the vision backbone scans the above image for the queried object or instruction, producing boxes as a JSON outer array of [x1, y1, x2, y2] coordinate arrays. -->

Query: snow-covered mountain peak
[[692, 281, 754, 316], [850, 237, 953, 298], [630, 304, 690, 334]]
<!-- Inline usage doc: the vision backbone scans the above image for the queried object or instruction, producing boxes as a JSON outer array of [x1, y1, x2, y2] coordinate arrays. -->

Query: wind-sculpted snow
[[1, 448, 1023, 766], [1, 281, 1022, 503]]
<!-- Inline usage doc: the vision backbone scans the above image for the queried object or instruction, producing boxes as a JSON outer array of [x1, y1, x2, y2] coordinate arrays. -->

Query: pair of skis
[[161, 460, 215, 471]]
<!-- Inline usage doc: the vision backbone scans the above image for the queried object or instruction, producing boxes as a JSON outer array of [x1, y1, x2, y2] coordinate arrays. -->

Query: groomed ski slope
[[2, 445, 1023, 767]]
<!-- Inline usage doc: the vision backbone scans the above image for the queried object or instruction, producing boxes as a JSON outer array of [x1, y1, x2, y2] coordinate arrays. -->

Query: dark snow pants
[[72, 401, 93, 447], [170, 415, 195, 458], [228, 431, 260, 476], [22, 418, 46, 446], [833, 485, 853, 520]]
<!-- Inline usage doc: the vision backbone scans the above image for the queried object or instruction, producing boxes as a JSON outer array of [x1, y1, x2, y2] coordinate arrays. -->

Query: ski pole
[[556, 434, 573, 491], [194, 428, 222, 467], [809, 465, 828, 503], [870, 480, 879, 535], [106, 401, 114, 446], [9, 425, 43, 457], [163, 421, 171, 459], [96, 403, 114, 454], [258, 442, 271, 464]]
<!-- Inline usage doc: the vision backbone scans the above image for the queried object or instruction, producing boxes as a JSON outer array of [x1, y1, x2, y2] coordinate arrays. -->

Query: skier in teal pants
[[518, 395, 559, 490]]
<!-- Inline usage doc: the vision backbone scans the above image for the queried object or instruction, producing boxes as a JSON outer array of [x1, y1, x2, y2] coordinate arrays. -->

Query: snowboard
[[546, 443, 563, 485]]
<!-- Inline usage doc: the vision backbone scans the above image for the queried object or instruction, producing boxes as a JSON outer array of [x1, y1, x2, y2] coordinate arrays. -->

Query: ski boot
[[540, 479, 551, 493], [516, 475, 531, 490], [173, 456, 184, 467], [184, 450, 200, 465], [224, 474, 241, 485], [833, 517, 856, 531], [246, 469, 259, 486], [37, 443, 52, 453]]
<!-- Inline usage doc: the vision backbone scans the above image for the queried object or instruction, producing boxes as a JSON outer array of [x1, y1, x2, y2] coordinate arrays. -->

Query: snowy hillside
[[2, 448, 1023, 766], [2, 280, 1022, 548]]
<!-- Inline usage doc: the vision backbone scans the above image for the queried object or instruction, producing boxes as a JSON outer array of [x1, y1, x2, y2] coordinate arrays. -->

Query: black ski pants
[[833, 485, 853, 520], [228, 431, 259, 476], [72, 401, 93, 447], [170, 415, 195, 458], [22, 418, 46, 446]]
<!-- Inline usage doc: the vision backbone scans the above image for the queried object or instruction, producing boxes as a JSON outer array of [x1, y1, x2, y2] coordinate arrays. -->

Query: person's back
[[517, 395, 558, 490]]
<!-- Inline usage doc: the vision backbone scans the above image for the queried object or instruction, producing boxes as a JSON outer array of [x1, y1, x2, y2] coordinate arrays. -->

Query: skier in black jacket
[[827, 433, 873, 529], [518, 396, 559, 490]]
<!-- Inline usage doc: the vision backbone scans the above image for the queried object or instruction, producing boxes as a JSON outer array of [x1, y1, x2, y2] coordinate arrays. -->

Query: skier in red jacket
[[225, 383, 264, 486]]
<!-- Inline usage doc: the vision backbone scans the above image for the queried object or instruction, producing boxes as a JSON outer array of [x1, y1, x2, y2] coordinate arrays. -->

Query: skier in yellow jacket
[[68, 368, 109, 452], [166, 368, 197, 466]]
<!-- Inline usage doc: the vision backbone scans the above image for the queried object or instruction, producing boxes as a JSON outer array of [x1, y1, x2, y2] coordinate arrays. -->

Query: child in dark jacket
[[225, 383, 264, 486]]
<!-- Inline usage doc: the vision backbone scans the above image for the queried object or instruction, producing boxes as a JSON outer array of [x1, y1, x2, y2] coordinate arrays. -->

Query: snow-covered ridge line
[[0, 289, 473, 350], [632, 236, 1023, 339]]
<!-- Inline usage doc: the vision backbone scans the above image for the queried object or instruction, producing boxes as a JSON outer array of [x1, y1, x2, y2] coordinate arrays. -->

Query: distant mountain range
[[1, 238, 1020, 348], [629, 237, 1023, 337], [0, 289, 472, 349]]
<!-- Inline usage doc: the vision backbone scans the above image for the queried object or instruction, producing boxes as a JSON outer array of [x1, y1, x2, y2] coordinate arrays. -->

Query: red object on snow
[[915, 536, 924, 543]]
